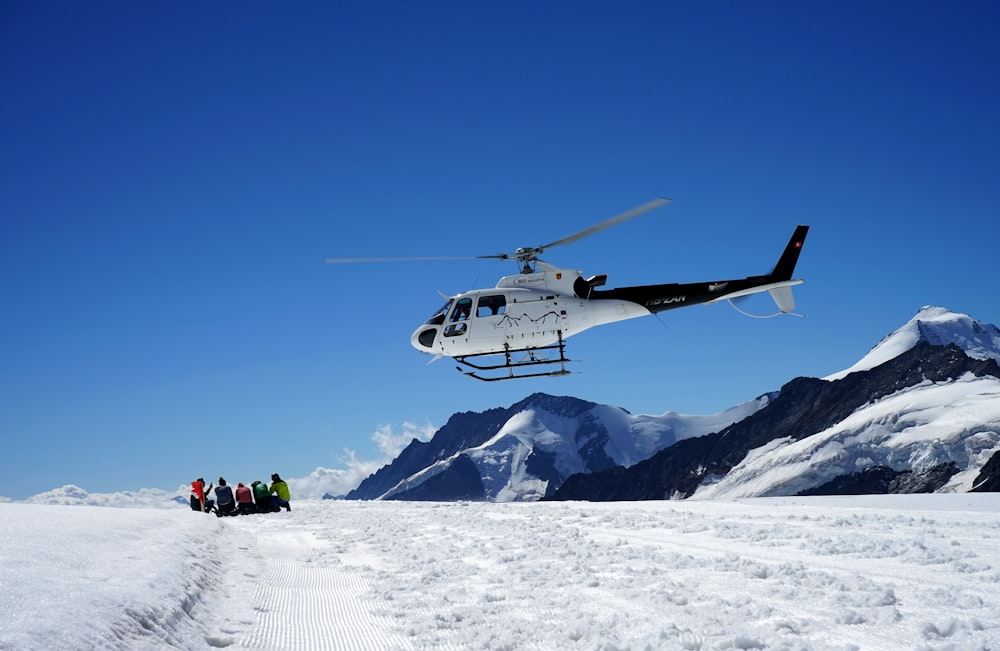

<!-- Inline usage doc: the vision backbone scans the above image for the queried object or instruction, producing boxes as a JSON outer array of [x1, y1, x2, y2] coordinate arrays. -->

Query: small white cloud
[[372, 422, 436, 458], [25, 485, 185, 509], [289, 422, 436, 499]]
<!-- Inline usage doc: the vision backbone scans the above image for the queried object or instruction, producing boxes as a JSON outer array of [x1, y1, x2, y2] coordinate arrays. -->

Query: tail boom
[[587, 224, 809, 316]]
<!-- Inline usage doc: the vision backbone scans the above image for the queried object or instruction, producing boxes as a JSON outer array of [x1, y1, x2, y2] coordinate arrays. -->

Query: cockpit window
[[476, 294, 506, 317], [426, 299, 452, 326]]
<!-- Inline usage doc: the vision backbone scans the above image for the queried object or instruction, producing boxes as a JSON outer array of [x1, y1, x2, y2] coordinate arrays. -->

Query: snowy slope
[[379, 394, 771, 501], [690, 307, 1000, 499], [826, 305, 1000, 380], [4, 497, 1000, 650], [691, 372, 1000, 499]]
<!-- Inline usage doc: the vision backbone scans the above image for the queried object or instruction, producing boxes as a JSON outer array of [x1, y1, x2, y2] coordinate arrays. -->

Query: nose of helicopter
[[410, 325, 438, 353]]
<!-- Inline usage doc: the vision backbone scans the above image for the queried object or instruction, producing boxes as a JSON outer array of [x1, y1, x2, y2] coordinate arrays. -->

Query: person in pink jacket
[[235, 482, 255, 515]]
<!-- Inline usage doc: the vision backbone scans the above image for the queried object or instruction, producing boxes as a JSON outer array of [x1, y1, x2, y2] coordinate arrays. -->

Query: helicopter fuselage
[[410, 264, 649, 359]]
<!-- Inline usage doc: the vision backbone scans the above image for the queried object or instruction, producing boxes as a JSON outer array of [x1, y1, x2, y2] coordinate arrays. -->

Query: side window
[[449, 297, 473, 322], [476, 294, 506, 317], [443, 298, 473, 337]]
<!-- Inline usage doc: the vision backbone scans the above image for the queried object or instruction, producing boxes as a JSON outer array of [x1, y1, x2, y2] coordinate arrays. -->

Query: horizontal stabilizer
[[705, 279, 803, 306]]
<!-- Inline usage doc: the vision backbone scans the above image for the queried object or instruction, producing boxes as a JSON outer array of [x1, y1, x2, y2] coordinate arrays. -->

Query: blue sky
[[3, 2, 998, 500]]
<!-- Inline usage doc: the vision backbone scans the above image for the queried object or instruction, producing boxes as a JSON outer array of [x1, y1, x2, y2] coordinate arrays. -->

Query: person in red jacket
[[235, 482, 255, 515], [190, 478, 216, 514]]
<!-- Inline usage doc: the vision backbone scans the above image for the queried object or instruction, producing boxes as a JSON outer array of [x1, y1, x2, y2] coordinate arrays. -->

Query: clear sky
[[3, 2, 998, 500]]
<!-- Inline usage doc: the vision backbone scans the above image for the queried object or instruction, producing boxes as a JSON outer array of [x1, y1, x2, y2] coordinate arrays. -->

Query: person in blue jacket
[[214, 477, 237, 517]]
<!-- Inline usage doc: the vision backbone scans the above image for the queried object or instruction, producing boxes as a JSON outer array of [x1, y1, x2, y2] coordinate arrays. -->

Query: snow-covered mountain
[[552, 306, 1000, 501], [825, 305, 1000, 380], [354, 306, 1000, 502], [693, 365, 1000, 498], [347, 392, 772, 501], [700, 306, 1000, 497]]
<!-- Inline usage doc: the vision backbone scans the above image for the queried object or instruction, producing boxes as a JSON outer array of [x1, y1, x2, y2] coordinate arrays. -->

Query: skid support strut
[[455, 331, 572, 381]]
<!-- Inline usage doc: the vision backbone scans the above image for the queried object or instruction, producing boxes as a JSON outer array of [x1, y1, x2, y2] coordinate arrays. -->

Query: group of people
[[190, 474, 291, 516]]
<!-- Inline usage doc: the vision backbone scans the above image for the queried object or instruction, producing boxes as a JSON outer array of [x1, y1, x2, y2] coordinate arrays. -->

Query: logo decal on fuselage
[[513, 275, 545, 287], [646, 296, 686, 307]]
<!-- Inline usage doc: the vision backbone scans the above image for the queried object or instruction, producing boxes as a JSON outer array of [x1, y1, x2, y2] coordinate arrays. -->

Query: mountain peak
[[825, 306, 1000, 381]]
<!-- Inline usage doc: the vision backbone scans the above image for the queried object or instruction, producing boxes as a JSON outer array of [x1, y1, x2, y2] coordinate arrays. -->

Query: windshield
[[425, 299, 452, 326]]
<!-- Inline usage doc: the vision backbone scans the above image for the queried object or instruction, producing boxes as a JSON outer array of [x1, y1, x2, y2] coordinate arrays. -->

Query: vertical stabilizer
[[770, 225, 809, 281]]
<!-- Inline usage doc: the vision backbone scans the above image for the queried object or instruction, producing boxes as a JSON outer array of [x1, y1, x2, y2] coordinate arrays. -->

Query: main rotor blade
[[540, 197, 672, 250], [325, 255, 487, 264], [327, 198, 671, 266]]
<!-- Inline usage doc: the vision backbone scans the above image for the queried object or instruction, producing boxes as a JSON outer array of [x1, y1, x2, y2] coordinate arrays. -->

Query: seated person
[[252, 480, 274, 513], [190, 478, 216, 513], [214, 477, 237, 516], [235, 482, 255, 515], [269, 473, 292, 512]]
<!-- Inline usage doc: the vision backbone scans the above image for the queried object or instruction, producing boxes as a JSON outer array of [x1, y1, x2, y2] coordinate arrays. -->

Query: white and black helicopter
[[328, 198, 809, 381]]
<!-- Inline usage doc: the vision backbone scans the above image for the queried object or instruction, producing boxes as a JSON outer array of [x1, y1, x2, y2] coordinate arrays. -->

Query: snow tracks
[[223, 509, 409, 651]]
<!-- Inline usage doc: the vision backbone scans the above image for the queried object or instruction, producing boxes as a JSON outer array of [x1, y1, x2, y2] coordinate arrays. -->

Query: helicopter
[[327, 198, 809, 381]]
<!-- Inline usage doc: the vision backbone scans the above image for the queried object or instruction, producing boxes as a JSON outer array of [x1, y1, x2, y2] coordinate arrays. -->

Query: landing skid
[[455, 333, 572, 382]]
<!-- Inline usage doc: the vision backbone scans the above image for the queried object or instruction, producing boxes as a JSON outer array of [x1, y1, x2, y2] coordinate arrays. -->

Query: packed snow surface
[[3, 496, 999, 650]]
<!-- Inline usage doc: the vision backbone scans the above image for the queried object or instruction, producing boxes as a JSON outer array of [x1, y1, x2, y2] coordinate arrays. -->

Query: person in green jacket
[[251, 480, 273, 513], [269, 473, 291, 511]]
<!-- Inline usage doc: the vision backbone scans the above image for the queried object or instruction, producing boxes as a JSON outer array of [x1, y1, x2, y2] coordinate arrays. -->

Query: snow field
[[219, 498, 1000, 650], [0, 504, 232, 650], [2, 496, 999, 650]]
